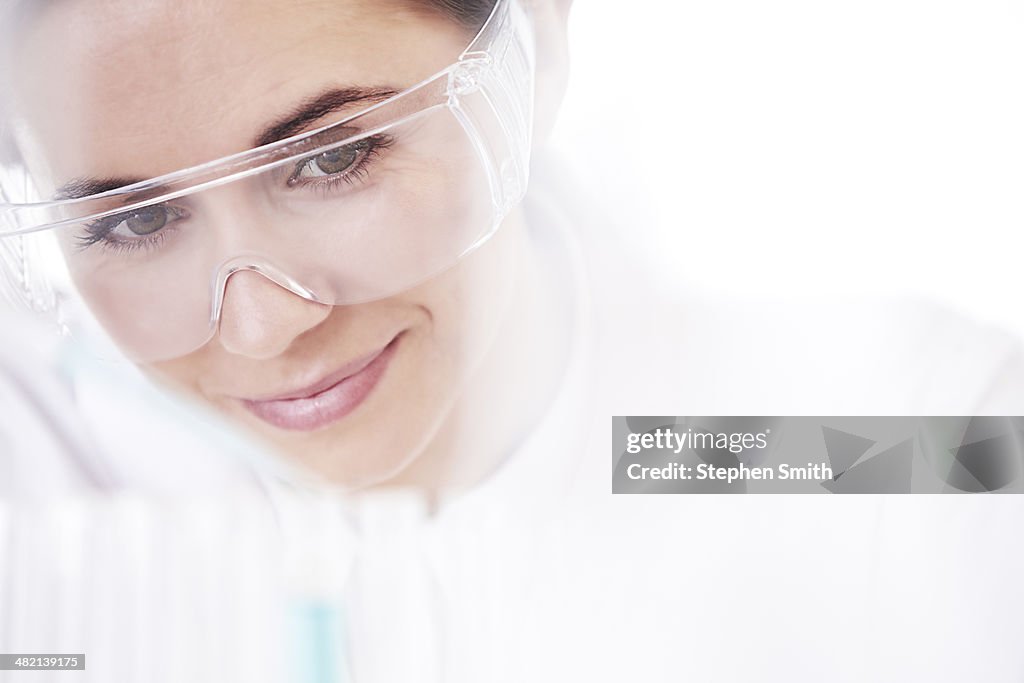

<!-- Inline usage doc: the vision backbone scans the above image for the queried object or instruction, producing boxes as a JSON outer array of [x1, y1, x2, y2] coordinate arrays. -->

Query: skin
[[10, 0, 573, 493]]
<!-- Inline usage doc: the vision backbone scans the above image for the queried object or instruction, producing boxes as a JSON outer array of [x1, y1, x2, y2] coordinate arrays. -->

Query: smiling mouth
[[239, 334, 402, 431]]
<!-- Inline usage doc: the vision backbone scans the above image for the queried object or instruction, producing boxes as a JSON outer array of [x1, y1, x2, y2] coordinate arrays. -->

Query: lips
[[239, 335, 400, 431]]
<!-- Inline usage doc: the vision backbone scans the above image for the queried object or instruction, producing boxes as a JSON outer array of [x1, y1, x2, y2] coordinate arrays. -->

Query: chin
[[274, 414, 442, 490]]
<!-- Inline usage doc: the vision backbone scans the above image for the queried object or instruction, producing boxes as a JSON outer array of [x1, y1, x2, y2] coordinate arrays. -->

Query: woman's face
[[11, 0, 531, 488]]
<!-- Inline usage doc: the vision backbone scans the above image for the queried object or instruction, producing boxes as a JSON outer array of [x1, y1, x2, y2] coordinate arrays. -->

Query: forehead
[[9, 0, 467, 181]]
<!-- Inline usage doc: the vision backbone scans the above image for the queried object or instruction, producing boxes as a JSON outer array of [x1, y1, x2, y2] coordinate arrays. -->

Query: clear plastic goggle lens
[[0, 0, 534, 362]]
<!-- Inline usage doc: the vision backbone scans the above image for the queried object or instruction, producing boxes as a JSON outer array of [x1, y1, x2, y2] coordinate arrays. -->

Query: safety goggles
[[0, 0, 533, 362]]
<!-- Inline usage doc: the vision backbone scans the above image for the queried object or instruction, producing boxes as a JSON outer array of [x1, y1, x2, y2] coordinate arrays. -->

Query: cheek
[[414, 215, 523, 385], [143, 354, 210, 398], [334, 112, 496, 298]]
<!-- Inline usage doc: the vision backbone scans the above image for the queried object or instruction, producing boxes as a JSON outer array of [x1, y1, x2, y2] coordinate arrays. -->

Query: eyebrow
[[55, 86, 400, 201], [253, 86, 399, 148], [57, 177, 143, 201]]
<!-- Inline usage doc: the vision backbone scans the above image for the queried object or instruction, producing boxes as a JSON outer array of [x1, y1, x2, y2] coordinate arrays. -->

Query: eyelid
[[275, 124, 365, 160], [286, 134, 394, 187], [76, 204, 189, 252]]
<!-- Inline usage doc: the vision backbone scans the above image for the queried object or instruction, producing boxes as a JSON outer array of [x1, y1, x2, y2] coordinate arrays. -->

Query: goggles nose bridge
[[210, 256, 322, 326]]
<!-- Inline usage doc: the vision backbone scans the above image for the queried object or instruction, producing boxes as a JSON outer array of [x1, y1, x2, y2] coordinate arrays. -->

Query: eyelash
[[286, 133, 394, 193], [76, 133, 395, 255], [77, 207, 188, 255]]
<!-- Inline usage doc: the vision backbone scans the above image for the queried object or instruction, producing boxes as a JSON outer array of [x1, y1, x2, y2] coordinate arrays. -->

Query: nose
[[217, 269, 332, 359]]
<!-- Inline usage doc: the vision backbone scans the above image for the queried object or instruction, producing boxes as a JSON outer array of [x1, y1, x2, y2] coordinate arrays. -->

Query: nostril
[[216, 269, 332, 359]]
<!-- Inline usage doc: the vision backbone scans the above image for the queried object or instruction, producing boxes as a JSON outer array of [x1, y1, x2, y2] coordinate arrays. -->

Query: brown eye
[[78, 203, 188, 253], [287, 134, 393, 189], [291, 140, 372, 184], [124, 206, 170, 235], [314, 145, 361, 175]]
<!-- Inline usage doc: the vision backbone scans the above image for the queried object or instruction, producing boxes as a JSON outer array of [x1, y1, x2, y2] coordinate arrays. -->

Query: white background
[[553, 0, 1024, 337]]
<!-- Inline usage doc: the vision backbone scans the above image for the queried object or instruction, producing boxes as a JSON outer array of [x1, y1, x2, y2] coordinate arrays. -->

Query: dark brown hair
[[427, 0, 497, 30]]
